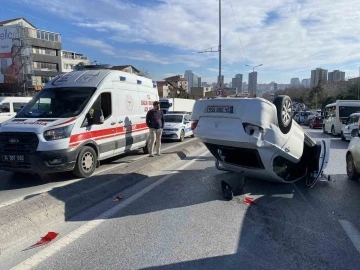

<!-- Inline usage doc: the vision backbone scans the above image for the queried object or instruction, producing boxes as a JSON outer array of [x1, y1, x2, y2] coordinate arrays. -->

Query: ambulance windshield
[[17, 87, 96, 118]]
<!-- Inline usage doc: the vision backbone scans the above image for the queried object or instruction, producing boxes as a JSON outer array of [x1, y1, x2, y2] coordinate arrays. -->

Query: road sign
[[215, 83, 225, 96]]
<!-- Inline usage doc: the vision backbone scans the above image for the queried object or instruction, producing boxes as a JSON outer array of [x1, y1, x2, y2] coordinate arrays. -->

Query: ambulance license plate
[[2, 155, 24, 162]]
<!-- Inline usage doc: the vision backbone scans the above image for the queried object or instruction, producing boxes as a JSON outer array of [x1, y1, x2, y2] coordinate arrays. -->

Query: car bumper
[[0, 148, 77, 173], [162, 130, 180, 140]]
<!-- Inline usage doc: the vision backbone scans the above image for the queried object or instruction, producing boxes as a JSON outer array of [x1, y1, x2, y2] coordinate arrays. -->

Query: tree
[[138, 68, 152, 79]]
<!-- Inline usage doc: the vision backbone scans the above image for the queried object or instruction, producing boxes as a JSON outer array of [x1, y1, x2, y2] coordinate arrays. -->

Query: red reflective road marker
[[244, 197, 256, 205], [30, 232, 58, 248], [113, 196, 123, 202]]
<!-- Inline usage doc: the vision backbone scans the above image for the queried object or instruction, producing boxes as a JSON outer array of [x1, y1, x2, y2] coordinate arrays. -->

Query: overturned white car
[[191, 96, 330, 188]]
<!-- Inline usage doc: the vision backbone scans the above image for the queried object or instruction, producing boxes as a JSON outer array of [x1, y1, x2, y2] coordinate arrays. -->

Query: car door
[[343, 116, 354, 137], [306, 139, 331, 187], [184, 114, 192, 136], [82, 91, 117, 159], [350, 116, 359, 135]]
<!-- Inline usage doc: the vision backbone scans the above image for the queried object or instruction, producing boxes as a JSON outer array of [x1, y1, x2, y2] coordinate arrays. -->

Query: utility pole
[[218, 0, 221, 85], [198, 0, 222, 86]]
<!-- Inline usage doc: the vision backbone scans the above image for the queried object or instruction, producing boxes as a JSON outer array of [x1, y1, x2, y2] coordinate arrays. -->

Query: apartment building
[[0, 17, 62, 92], [61, 50, 90, 72]]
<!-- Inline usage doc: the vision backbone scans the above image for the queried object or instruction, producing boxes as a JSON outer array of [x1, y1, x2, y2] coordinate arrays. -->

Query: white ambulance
[[0, 65, 159, 177]]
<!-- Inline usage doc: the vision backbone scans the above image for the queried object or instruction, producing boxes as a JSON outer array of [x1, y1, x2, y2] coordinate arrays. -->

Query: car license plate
[[2, 155, 24, 162], [207, 106, 233, 114]]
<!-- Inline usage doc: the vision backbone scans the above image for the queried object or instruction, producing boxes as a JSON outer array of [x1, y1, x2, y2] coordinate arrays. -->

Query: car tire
[[331, 126, 336, 136], [323, 125, 326, 133], [346, 154, 360, 180], [191, 134, 195, 138], [178, 129, 185, 142], [142, 139, 149, 154], [273, 95, 292, 134], [73, 146, 97, 178], [310, 123, 313, 129], [341, 132, 346, 141]]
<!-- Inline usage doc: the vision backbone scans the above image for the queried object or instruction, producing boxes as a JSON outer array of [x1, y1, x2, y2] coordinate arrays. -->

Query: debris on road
[[244, 196, 256, 205], [113, 196, 123, 202], [27, 232, 58, 249]]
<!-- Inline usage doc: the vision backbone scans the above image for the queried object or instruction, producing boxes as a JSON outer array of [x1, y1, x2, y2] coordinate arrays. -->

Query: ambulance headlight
[[44, 124, 74, 141]]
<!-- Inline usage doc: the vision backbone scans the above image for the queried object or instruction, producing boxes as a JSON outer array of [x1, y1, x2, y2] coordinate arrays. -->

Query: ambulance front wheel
[[73, 146, 97, 178]]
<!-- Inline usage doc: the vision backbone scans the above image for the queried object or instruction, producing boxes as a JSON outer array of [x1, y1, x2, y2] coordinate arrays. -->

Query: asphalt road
[[0, 138, 195, 208], [3, 126, 360, 270]]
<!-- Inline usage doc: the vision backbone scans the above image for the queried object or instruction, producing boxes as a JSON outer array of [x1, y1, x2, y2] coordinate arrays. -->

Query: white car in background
[[191, 95, 330, 197], [341, 113, 360, 141], [162, 113, 194, 142]]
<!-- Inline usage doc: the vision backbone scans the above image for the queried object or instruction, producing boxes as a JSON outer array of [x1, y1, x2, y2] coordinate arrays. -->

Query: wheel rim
[[82, 152, 94, 172], [281, 100, 292, 126], [181, 130, 185, 140]]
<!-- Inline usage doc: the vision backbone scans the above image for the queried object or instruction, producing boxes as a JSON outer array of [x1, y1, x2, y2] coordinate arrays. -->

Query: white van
[[0, 67, 159, 177], [323, 100, 360, 135], [0, 97, 32, 123]]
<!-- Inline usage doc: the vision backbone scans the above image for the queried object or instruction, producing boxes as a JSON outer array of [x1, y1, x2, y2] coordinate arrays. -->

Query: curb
[[0, 140, 205, 254]]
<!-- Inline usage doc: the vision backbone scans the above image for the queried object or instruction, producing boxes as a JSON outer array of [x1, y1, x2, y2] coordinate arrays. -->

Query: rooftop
[[0, 17, 36, 29]]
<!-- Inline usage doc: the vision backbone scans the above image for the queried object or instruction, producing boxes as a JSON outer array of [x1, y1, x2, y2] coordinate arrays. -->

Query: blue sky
[[1, 0, 360, 84]]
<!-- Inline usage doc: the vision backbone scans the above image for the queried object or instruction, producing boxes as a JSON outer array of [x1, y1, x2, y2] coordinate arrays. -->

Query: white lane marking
[[0, 139, 197, 209], [339, 220, 360, 255], [11, 150, 209, 270]]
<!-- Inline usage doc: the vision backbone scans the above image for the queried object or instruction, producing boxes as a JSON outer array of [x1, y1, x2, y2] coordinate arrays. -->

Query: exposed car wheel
[[310, 123, 313, 129], [73, 146, 97, 178], [346, 154, 360, 180], [273, 95, 292, 134], [142, 139, 149, 154], [178, 129, 185, 142], [341, 132, 346, 141], [331, 126, 336, 136]]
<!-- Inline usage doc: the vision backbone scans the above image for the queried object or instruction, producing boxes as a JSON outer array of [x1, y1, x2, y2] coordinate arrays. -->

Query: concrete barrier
[[0, 139, 205, 254]]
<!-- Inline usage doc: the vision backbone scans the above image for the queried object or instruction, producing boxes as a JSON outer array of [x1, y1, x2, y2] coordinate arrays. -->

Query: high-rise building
[[198, 77, 201, 87], [201, 82, 208, 87], [193, 74, 198, 87], [242, 82, 248, 92], [231, 74, 243, 93], [310, 68, 328, 87], [328, 70, 345, 83], [184, 70, 194, 92], [301, 78, 311, 88], [248, 71, 257, 96], [290, 78, 300, 87]]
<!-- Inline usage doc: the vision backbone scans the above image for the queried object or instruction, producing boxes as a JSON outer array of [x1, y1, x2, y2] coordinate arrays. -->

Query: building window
[[32, 47, 57, 56], [33, 62, 58, 71], [36, 30, 60, 42]]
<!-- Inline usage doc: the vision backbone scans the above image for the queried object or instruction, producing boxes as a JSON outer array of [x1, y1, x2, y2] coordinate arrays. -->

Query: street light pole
[[198, 0, 222, 86], [218, 0, 221, 85]]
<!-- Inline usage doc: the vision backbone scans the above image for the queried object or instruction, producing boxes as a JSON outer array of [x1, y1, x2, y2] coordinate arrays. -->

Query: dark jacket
[[146, 109, 164, 129]]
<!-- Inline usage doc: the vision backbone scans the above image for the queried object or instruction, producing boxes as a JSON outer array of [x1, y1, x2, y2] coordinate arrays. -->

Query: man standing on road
[[146, 101, 164, 157]]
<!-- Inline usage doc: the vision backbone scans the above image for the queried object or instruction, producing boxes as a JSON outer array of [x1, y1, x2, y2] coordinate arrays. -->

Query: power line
[[228, 0, 249, 63]]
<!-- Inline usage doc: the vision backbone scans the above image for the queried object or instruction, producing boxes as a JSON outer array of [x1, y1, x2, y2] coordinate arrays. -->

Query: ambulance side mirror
[[93, 109, 104, 125]]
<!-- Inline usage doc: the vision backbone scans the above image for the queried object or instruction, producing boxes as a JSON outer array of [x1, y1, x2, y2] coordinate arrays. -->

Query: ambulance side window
[[85, 92, 112, 126]]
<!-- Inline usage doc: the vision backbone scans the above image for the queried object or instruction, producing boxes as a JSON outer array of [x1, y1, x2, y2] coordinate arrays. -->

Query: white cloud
[[74, 38, 116, 56], [12, 0, 360, 82]]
